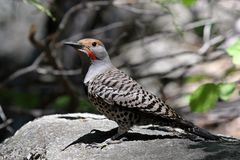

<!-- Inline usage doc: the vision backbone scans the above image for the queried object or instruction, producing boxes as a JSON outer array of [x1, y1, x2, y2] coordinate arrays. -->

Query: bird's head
[[64, 38, 109, 61]]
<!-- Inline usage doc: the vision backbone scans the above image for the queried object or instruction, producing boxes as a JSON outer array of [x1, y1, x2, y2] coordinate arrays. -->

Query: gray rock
[[0, 113, 240, 160]]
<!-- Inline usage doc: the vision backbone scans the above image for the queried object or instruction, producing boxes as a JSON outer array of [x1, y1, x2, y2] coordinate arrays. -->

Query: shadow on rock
[[62, 127, 185, 151], [58, 115, 86, 120], [188, 138, 240, 160]]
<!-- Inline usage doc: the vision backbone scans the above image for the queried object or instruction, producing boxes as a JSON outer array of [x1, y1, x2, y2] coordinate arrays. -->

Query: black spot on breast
[[136, 102, 141, 105], [165, 107, 169, 114], [118, 120, 123, 124], [155, 106, 162, 113], [160, 102, 165, 107]]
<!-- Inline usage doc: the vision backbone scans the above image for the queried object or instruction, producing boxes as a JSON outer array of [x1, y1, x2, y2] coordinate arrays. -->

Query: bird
[[64, 38, 220, 141]]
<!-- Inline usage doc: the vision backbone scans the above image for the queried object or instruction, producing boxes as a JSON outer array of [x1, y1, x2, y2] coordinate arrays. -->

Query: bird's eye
[[92, 42, 97, 47]]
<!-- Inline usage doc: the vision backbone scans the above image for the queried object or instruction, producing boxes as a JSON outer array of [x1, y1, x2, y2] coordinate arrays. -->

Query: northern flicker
[[64, 38, 220, 141]]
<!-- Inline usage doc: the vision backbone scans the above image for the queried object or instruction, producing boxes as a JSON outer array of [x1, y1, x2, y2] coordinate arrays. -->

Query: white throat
[[84, 57, 113, 84]]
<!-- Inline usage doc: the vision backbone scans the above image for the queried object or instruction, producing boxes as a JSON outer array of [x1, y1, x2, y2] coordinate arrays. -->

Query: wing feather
[[88, 69, 180, 119]]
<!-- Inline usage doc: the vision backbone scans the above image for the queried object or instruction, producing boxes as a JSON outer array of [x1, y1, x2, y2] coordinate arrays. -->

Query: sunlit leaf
[[226, 39, 240, 65], [182, 0, 196, 6], [218, 83, 236, 101], [23, 0, 56, 21], [190, 83, 219, 112], [232, 54, 240, 65]]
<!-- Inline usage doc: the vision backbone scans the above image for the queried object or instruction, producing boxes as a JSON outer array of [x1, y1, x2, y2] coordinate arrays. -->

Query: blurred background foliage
[[0, 0, 239, 142]]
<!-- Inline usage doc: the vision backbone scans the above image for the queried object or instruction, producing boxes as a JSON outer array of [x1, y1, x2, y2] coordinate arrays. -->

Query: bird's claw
[[85, 143, 103, 149], [105, 137, 128, 144]]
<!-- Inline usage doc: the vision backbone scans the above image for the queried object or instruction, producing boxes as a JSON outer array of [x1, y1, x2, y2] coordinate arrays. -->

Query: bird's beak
[[64, 41, 88, 54], [64, 41, 97, 60], [64, 41, 83, 49]]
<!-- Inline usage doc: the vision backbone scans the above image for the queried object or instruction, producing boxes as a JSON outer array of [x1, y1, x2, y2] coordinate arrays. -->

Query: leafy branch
[[189, 39, 240, 112], [190, 83, 236, 112], [23, 0, 56, 21]]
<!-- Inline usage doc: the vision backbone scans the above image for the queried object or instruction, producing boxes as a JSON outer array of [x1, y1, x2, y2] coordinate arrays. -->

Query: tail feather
[[177, 119, 220, 140]]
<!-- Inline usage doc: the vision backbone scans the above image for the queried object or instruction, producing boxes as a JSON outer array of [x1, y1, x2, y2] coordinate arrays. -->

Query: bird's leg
[[111, 126, 128, 140], [103, 126, 128, 144]]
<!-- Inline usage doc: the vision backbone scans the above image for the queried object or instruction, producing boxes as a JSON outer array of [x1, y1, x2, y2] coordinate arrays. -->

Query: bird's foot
[[85, 137, 128, 149]]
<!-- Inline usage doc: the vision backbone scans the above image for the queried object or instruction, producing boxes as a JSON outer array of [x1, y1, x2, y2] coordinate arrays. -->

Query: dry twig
[[29, 25, 80, 112]]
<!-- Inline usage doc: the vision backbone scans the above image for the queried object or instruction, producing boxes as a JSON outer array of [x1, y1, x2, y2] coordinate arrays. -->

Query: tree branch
[[29, 25, 80, 112]]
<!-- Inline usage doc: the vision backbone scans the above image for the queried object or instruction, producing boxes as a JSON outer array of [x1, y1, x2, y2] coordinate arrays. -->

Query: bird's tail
[[176, 119, 220, 140]]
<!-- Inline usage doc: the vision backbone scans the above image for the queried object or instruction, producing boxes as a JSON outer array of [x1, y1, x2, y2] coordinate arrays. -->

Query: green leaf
[[226, 39, 240, 65], [218, 83, 236, 101], [190, 83, 219, 112], [54, 96, 70, 108], [23, 0, 56, 21], [232, 54, 240, 65], [182, 0, 196, 6]]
